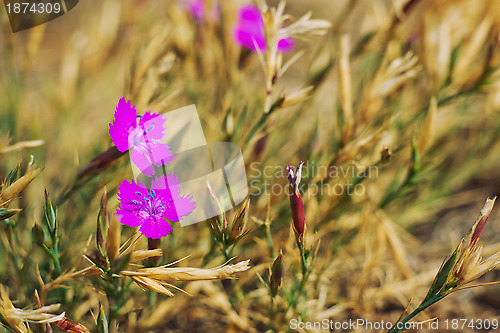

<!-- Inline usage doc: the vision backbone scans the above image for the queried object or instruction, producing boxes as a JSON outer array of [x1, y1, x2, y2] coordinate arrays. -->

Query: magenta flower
[[115, 174, 196, 239], [233, 5, 294, 52], [109, 97, 174, 176]]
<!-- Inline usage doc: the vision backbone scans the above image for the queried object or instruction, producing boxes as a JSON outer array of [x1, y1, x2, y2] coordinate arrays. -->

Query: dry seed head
[[456, 245, 483, 284], [8, 306, 65, 324], [129, 249, 163, 263], [0, 285, 29, 333], [463, 251, 500, 284], [360, 48, 421, 122], [1, 286, 69, 333], [131, 276, 175, 297], [279, 11, 331, 38], [257, 1, 331, 113], [229, 198, 251, 242], [125, 260, 250, 296], [122, 260, 251, 282], [0, 157, 41, 205], [281, 86, 314, 108], [449, 197, 499, 288], [207, 182, 232, 244], [377, 51, 421, 96]]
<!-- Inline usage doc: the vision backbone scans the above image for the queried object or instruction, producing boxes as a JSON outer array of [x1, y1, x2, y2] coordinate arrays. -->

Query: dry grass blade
[[122, 260, 251, 281], [0, 139, 44, 154]]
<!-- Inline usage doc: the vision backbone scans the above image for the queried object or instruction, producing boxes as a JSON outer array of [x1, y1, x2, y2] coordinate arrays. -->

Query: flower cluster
[[109, 98, 195, 239]]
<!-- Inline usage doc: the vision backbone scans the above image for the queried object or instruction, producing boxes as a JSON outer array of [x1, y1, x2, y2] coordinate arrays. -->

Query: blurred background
[[2, 0, 500, 332]]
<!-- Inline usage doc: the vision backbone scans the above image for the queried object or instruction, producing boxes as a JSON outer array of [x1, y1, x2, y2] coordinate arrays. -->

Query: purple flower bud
[[287, 162, 306, 239], [470, 197, 496, 246]]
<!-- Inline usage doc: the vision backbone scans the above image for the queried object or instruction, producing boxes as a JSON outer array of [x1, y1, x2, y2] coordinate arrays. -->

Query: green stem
[[107, 277, 126, 324], [245, 113, 269, 145], [387, 294, 446, 333], [290, 238, 311, 311], [265, 223, 275, 258]]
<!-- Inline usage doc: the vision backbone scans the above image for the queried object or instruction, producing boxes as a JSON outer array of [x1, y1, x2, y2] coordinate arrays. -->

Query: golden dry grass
[[2, 0, 500, 332]]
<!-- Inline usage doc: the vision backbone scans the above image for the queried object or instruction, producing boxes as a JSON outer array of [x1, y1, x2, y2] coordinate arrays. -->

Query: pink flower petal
[[149, 142, 175, 166], [139, 217, 173, 239], [115, 179, 149, 227], [278, 37, 294, 52], [139, 112, 166, 141], [151, 174, 180, 202], [131, 148, 155, 177], [166, 195, 196, 222], [109, 98, 138, 152], [233, 4, 294, 53]]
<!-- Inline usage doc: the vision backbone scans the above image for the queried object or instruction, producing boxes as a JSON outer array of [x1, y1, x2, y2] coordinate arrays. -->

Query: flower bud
[[470, 197, 496, 247], [287, 162, 306, 241], [269, 250, 285, 297], [0, 207, 21, 220], [43, 190, 57, 235], [96, 305, 109, 333], [96, 188, 109, 260], [32, 223, 47, 246]]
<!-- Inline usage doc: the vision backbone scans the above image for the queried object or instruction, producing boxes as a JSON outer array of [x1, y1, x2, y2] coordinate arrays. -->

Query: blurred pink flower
[[116, 174, 196, 239], [184, 0, 220, 22], [233, 5, 294, 52]]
